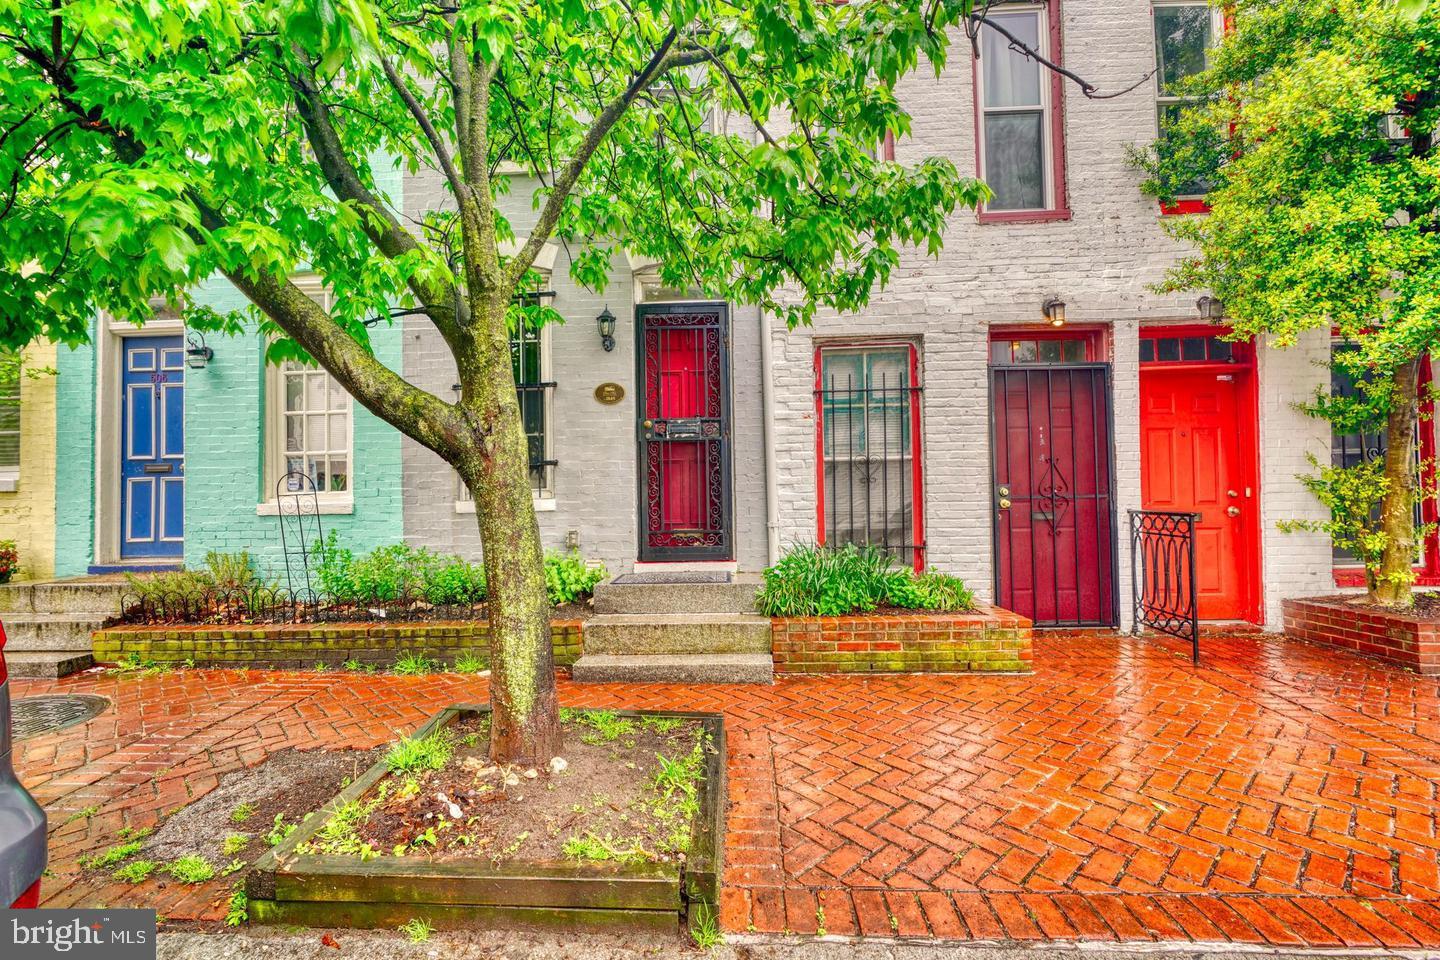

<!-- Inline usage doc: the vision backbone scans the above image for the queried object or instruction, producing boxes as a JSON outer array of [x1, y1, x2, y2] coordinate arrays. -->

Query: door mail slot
[[142, 463, 175, 474], [664, 418, 702, 438]]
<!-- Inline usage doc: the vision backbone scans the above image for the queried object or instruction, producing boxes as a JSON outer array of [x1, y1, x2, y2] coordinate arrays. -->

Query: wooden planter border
[[246, 705, 725, 932]]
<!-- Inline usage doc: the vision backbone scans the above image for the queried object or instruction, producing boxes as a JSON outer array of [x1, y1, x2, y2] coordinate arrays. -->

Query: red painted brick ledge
[[1283, 596, 1440, 675], [771, 605, 1033, 674]]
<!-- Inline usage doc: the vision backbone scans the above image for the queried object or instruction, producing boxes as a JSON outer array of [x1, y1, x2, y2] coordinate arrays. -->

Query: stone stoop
[[0, 578, 129, 677], [572, 574, 773, 684]]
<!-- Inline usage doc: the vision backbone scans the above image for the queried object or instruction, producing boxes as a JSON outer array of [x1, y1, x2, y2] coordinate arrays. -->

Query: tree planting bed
[[245, 705, 725, 933]]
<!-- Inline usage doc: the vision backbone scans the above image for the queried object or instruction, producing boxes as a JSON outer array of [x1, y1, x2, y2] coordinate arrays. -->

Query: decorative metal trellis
[[1130, 510, 1200, 663], [276, 471, 323, 595]]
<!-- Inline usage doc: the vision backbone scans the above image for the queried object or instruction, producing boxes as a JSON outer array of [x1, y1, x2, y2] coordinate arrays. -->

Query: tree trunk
[[1371, 359, 1420, 607], [461, 349, 562, 766]]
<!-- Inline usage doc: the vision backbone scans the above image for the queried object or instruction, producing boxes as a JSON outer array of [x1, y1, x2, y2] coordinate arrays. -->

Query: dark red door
[[1140, 367, 1253, 620], [637, 303, 732, 561], [991, 365, 1116, 626]]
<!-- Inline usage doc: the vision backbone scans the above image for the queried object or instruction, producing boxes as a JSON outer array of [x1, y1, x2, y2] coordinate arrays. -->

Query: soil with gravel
[[141, 748, 383, 864], [302, 712, 709, 866]]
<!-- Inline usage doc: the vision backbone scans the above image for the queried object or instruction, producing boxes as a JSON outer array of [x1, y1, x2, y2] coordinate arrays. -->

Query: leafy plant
[[112, 860, 158, 884], [385, 730, 454, 776], [229, 802, 256, 824], [81, 841, 143, 870], [0, 540, 17, 584], [451, 651, 487, 674], [640, 715, 685, 735], [220, 833, 250, 856], [756, 543, 974, 617], [225, 887, 248, 926], [544, 550, 607, 605], [399, 918, 434, 944], [690, 902, 722, 949], [164, 856, 215, 884], [565, 709, 635, 745], [299, 795, 383, 860], [424, 555, 487, 605], [561, 832, 652, 864], [265, 813, 296, 848], [392, 651, 436, 676]]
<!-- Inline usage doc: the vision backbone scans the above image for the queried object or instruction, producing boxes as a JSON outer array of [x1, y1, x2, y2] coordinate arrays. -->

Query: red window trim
[[1332, 354, 1438, 585], [813, 340, 926, 571], [1138, 323, 1255, 368], [989, 324, 1110, 362], [972, 0, 1071, 225], [1153, 4, 1232, 217]]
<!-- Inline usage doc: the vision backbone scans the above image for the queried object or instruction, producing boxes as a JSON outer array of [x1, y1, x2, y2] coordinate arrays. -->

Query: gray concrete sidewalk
[[155, 929, 1439, 960]]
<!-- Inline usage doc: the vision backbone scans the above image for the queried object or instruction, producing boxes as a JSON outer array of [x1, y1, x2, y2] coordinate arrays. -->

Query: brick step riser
[[1, 620, 106, 651], [571, 653, 774, 684], [583, 622, 772, 656], [0, 584, 129, 615], [591, 583, 759, 616]]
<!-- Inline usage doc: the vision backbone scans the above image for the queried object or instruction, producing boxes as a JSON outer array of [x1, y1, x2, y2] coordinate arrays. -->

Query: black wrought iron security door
[[636, 303, 733, 561], [990, 364, 1118, 627]]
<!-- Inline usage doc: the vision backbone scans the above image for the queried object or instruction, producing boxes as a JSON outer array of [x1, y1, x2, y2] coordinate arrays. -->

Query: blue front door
[[120, 337, 185, 559]]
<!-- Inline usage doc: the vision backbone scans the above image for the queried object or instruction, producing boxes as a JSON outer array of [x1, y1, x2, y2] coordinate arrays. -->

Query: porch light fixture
[[185, 332, 213, 370], [1042, 297, 1066, 327], [596, 306, 617, 352], [1196, 294, 1225, 321]]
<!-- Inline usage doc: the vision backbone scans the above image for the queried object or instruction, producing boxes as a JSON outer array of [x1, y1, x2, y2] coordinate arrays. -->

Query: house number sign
[[594, 382, 625, 405]]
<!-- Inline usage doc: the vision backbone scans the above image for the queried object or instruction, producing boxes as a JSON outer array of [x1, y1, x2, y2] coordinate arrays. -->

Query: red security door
[[637, 303, 732, 561], [1139, 330, 1260, 622]]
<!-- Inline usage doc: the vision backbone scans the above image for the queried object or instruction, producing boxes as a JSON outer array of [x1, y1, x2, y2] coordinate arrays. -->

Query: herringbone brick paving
[[11, 632, 1440, 946]]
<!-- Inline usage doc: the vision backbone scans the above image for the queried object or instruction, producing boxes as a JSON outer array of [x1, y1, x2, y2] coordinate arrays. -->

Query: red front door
[[637, 303, 732, 561], [1140, 345, 1259, 621]]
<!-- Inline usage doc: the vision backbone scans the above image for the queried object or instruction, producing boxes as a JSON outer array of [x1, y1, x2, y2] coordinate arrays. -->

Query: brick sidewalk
[[12, 633, 1440, 947]]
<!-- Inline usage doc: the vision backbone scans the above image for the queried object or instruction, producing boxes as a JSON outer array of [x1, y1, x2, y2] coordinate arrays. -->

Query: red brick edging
[[1283, 596, 1440, 675], [771, 605, 1032, 674]]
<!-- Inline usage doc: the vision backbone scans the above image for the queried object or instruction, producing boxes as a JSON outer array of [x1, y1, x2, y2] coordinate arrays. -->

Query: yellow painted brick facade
[[0, 341, 57, 581]]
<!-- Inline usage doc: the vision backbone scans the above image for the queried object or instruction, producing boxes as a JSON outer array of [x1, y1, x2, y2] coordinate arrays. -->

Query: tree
[[1136, 0, 1440, 606], [0, 0, 1131, 761]]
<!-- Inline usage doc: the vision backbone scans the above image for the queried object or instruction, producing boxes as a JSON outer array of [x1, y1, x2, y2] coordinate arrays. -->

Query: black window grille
[[457, 325, 555, 499], [816, 347, 924, 567]]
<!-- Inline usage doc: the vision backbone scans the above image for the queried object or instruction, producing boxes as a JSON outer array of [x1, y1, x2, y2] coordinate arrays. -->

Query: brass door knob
[[642, 419, 653, 428], [999, 498, 1012, 509], [1226, 506, 1241, 517]]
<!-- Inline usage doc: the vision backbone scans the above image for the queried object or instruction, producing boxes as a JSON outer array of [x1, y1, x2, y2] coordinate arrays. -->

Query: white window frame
[[0, 354, 19, 491], [1152, 1, 1224, 199], [454, 307, 556, 513], [976, 3, 1055, 214], [258, 279, 356, 515]]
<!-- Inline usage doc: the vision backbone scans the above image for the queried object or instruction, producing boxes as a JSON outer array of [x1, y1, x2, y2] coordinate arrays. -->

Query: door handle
[[1226, 506, 1240, 517], [1227, 489, 1238, 498], [998, 498, 1012, 510], [643, 419, 653, 428]]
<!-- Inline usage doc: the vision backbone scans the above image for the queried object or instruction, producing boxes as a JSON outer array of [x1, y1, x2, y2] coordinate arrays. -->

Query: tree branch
[[968, 13, 1154, 100], [379, 53, 468, 201]]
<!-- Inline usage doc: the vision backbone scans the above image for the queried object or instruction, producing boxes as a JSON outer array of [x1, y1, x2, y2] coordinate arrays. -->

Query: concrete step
[[584, 613, 773, 655], [594, 577, 761, 615], [5, 650, 96, 679], [571, 653, 773, 685], [0, 615, 109, 651], [0, 580, 130, 615]]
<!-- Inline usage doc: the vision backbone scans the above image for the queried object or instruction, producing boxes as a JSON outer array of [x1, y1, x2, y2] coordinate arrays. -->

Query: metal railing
[[1129, 510, 1200, 663]]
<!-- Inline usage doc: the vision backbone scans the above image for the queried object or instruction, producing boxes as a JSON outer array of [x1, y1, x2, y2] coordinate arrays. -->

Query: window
[[816, 344, 924, 568], [0, 352, 18, 483], [991, 337, 1087, 364], [978, 6, 1055, 213], [1139, 334, 1234, 363], [272, 361, 352, 496], [456, 323, 554, 505], [1153, 2, 1220, 198]]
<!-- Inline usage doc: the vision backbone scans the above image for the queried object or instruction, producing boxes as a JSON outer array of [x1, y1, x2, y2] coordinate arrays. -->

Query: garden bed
[[1283, 595, 1440, 675], [245, 705, 725, 933]]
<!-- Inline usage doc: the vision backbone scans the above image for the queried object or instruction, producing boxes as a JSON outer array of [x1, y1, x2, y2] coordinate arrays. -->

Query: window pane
[[285, 415, 303, 452], [984, 112, 1045, 210], [1062, 339, 1086, 362], [1014, 340, 1038, 363], [983, 12, 1042, 108], [1207, 337, 1231, 361], [305, 373, 326, 411], [1156, 338, 1181, 361], [1154, 4, 1213, 96], [1139, 339, 1155, 362], [0, 435, 16, 468], [990, 341, 1013, 364], [284, 375, 303, 412], [328, 457, 348, 492], [329, 413, 348, 450], [865, 351, 909, 391], [820, 353, 863, 391], [1038, 340, 1061, 362], [1181, 336, 1207, 361]]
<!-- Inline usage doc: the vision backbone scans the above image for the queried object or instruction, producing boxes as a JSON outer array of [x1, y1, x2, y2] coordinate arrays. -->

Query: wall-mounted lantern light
[[1196, 294, 1225, 321], [185, 332, 213, 370], [1042, 297, 1066, 328], [597, 306, 617, 352]]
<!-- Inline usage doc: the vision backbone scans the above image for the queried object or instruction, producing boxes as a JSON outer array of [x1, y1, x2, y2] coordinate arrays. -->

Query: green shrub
[[756, 543, 974, 617], [386, 731, 454, 775], [424, 555, 487, 605], [544, 550, 607, 605], [164, 855, 215, 884], [314, 533, 487, 605], [0, 539, 17, 584], [124, 551, 275, 606]]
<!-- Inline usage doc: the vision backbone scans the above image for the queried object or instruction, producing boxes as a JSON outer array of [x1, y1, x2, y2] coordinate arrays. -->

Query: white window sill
[[454, 497, 556, 515], [256, 495, 355, 516], [0, 474, 16, 494]]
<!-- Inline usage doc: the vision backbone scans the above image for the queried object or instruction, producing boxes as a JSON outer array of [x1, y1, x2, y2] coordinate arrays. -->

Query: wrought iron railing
[[1129, 510, 1200, 663], [816, 373, 924, 567], [108, 586, 490, 628]]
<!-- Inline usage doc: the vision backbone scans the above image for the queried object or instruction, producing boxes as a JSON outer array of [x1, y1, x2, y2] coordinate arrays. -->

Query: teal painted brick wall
[[51, 154, 406, 578], [53, 333, 97, 577]]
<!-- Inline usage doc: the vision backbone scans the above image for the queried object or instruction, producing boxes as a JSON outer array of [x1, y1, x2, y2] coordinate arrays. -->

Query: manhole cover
[[612, 572, 731, 584], [11, 695, 109, 740]]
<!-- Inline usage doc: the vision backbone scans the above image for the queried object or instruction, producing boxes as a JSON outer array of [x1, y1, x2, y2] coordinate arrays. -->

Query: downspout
[[759, 304, 781, 566]]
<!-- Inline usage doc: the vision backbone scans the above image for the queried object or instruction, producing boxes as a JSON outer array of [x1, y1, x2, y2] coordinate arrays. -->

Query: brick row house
[[12, 0, 1423, 632]]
